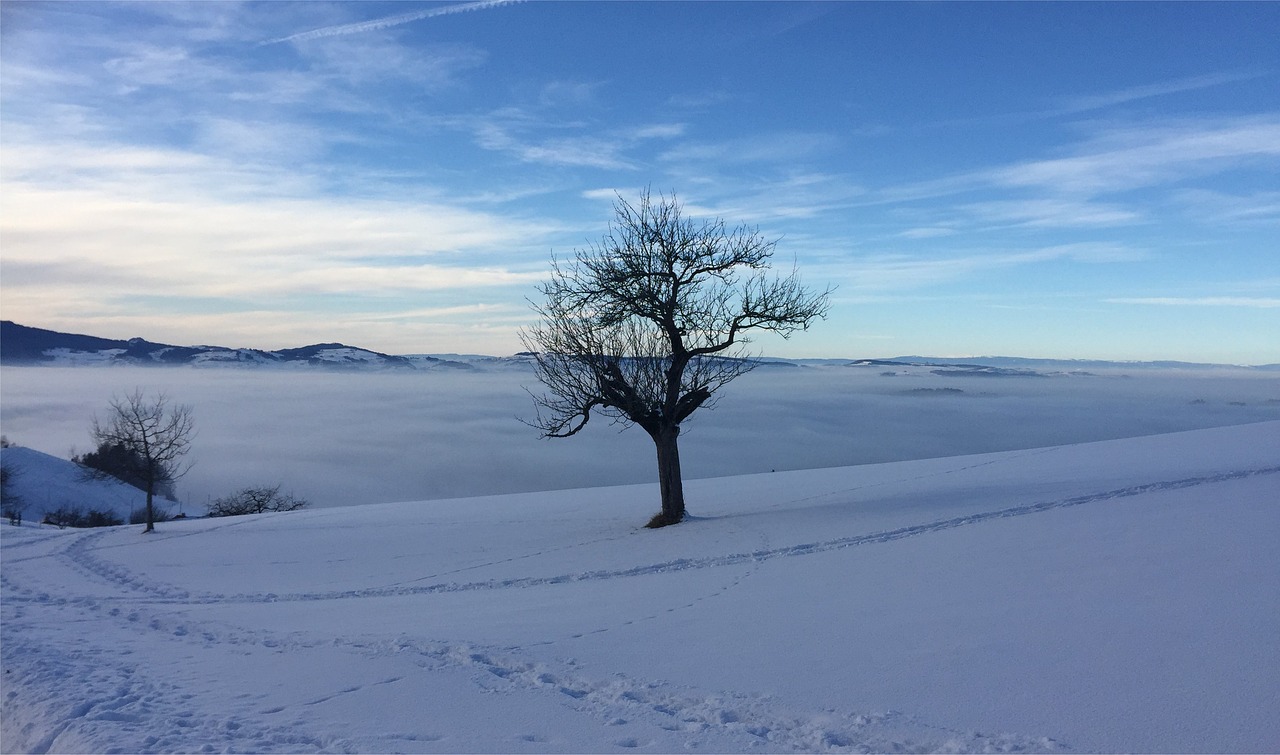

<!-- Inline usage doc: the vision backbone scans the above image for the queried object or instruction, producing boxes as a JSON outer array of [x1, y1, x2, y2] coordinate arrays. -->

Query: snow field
[[2, 421, 1278, 753]]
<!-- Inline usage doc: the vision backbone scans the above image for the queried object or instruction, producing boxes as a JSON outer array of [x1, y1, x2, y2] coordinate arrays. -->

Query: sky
[[1, 1, 1277, 363]]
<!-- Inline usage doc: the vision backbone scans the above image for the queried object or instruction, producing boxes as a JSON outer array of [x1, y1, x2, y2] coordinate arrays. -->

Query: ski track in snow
[[6, 464, 1276, 753]]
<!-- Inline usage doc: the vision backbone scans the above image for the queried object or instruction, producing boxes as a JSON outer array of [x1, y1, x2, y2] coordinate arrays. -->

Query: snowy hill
[[0, 445, 162, 524], [2, 422, 1277, 753], [0, 321, 469, 371], [5, 321, 1277, 373]]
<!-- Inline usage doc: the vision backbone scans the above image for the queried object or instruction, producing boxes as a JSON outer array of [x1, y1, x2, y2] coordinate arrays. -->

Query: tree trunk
[[144, 486, 155, 533], [647, 425, 686, 527]]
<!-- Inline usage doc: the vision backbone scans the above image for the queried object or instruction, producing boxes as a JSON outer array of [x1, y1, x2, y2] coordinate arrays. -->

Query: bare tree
[[91, 390, 195, 533], [207, 485, 308, 517], [76, 441, 177, 500], [523, 190, 830, 527]]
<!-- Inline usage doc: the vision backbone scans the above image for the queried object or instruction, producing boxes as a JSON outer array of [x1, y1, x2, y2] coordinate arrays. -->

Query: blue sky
[[1, 1, 1277, 363]]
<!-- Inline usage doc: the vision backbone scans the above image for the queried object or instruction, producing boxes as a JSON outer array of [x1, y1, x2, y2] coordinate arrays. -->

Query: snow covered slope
[[2, 422, 1278, 753], [0, 322, 467, 371], [0, 446, 154, 524]]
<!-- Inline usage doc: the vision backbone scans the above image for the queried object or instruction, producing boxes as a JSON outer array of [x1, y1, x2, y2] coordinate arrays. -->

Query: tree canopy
[[523, 190, 830, 526], [91, 389, 194, 532]]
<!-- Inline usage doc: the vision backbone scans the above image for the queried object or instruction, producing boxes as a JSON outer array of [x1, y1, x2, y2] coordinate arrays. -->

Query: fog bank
[[2, 364, 1276, 511]]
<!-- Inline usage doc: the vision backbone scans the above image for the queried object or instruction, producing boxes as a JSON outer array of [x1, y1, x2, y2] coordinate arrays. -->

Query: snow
[[0, 446, 153, 523], [41, 348, 127, 366], [2, 421, 1278, 753], [188, 350, 281, 367]]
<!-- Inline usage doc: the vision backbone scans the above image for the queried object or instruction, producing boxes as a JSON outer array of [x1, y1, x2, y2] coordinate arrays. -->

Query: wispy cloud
[[898, 227, 957, 239], [835, 244, 1143, 292], [1057, 71, 1269, 114], [659, 132, 839, 167], [862, 116, 1280, 236], [989, 117, 1280, 195], [1107, 297, 1280, 309], [0, 134, 560, 347], [876, 117, 1280, 206], [262, 0, 523, 45], [1172, 189, 1280, 226], [629, 173, 868, 225], [961, 198, 1141, 228], [462, 110, 684, 170]]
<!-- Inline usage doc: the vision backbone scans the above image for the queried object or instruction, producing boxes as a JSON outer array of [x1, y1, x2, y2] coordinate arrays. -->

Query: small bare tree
[[207, 485, 308, 517], [91, 390, 195, 533], [523, 190, 830, 527]]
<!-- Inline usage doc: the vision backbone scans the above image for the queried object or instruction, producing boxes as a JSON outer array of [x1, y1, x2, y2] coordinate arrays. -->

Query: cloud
[[359, 303, 527, 322], [261, 265, 545, 296], [630, 124, 687, 140], [1057, 71, 1269, 114], [0, 132, 562, 353], [659, 132, 839, 166], [873, 117, 1280, 208], [462, 110, 684, 170], [960, 198, 1141, 228], [1172, 189, 1280, 226], [859, 116, 1280, 237], [262, 0, 523, 45], [989, 117, 1280, 195], [515, 137, 640, 170], [581, 187, 630, 202], [837, 244, 1144, 291], [642, 173, 868, 225], [898, 228, 957, 239], [284, 33, 488, 94], [538, 80, 602, 108], [1107, 297, 1280, 309]]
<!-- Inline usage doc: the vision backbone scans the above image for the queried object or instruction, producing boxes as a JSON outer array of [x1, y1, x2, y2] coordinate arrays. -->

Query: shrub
[[129, 506, 172, 525], [208, 485, 309, 517], [42, 506, 124, 528]]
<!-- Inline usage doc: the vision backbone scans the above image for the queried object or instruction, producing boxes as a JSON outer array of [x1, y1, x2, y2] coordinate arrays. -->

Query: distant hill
[[0, 321, 470, 371], [2, 320, 1272, 372]]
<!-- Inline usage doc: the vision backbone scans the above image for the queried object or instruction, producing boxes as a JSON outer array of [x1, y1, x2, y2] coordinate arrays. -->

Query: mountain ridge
[[2, 320, 1275, 371], [0, 321, 469, 371]]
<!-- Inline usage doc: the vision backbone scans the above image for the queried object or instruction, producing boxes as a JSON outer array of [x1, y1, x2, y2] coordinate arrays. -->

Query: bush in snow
[[207, 485, 309, 517], [129, 505, 173, 525], [42, 506, 124, 529]]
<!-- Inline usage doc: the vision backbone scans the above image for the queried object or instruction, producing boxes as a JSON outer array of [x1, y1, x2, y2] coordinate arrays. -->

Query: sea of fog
[[1, 363, 1277, 511]]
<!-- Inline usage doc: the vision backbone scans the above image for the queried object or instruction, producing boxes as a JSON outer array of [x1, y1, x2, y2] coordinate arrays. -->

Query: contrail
[[262, 0, 523, 45]]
